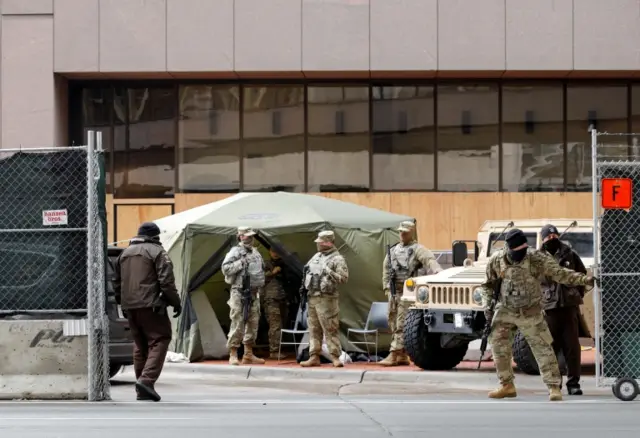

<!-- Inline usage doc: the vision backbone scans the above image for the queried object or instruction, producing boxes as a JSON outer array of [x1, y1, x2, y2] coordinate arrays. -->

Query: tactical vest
[[497, 251, 542, 310], [226, 245, 265, 289], [391, 242, 425, 283], [304, 250, 340, 295]]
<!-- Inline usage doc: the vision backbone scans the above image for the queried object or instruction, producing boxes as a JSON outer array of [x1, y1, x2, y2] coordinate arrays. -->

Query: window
[[178, 85, 240, 192], [566, 85, 628, 191], [437, 83, 499, 191], [82, 88, 112, 192], [307, 85, 370, 192], [630, 85, 640, 157], [242, 85, 304, 192], [502, 83, 564, 192], [113, 87, 176, 198], [372, 85, 435, 190], [487, 232, 537, 256], [561, 232, 593, 258]]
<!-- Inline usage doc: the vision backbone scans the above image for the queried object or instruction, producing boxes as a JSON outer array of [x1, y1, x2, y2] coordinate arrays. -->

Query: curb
[[161, 363, 611, 394]]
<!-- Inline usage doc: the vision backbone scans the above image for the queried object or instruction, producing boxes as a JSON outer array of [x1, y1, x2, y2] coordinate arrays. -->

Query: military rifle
[[241, 258, 252, 323], [386, 244, 397, 297], [298, 266, 309, 315], [477, 277, 502, 369], [477, 222, 513, 369]]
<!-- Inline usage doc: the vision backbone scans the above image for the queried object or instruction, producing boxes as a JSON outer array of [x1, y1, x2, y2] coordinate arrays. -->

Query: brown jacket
[[540, 240, 587, 310], [114, 236, 181, 311]]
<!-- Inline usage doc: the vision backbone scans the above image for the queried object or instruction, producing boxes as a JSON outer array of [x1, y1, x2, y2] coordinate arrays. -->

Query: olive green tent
[[154, 192, 415, 362]]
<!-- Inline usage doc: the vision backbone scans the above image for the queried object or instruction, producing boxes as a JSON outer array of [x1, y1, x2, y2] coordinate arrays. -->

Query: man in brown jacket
[[539, 224, 587, 396], [114, 222, 181, 402]]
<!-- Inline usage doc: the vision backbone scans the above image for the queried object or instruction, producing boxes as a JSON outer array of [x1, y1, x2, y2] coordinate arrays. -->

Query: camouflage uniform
[[221, 226, 266, 366], [261, 255, 289, 359], [379, 221, 442, 366], [300, 230, 349, 368], [481, 228, 593, 401]]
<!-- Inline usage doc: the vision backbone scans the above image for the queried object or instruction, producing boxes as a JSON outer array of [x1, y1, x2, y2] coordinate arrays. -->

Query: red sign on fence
[[601, 178, 633, 210]]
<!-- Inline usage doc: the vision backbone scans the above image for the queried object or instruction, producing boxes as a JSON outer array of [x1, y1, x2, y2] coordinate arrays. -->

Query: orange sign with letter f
[[602, 178, 633, 210]]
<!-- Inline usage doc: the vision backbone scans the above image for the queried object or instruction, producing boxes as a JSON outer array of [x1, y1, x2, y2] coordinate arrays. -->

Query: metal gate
[[591, 129, 640, 401]]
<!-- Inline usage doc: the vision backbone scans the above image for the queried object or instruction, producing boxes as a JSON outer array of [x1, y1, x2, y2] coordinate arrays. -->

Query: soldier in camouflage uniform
[[481, 229, 595, 401], [300, 230, 349, 368], [261, 248, 289, 360], [379, 221, 442, 366], [221, 226, 266, 366]]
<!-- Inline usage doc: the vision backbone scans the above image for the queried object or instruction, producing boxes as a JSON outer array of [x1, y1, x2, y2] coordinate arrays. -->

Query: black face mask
[[543, 238, 561, 255], [508, 248, 528, 263]]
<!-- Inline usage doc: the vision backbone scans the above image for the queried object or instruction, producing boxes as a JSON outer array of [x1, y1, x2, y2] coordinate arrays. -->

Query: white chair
[[347, 302, 389, 362], [278, 306, 309, 363]]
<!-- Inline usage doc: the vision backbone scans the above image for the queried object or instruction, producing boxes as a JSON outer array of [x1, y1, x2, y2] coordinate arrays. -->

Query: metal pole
[[86, 130, 96, 401], [590, 128, 601, 386]]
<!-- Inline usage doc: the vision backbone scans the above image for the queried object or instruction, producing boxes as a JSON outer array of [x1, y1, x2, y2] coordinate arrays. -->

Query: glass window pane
[[437, 83, 499, 191], [629, 85, 640, 157], [566, 84, 628, 192], [307, 85, 370, 192], [113, 87, 176, 198], [372, 85, 434, 190], [502, 83, 564, 192], [82, 87, 112, 193], [242, 85, 304, 192], [178, 85, 240, 192]]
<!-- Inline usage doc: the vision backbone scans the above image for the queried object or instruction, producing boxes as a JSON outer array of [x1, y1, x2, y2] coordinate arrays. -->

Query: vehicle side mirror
[[452, 240, 479, 267]]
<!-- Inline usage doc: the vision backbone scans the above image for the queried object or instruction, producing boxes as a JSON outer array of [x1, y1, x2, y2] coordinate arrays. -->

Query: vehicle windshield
[[488, 231, 537, 256], [560, 232, 594, 258]]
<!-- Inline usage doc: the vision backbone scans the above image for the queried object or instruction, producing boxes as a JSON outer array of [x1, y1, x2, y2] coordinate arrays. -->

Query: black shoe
[[567, 386, 583, 396], [135, 381, 161, 402], [136, 394, 153, 401]]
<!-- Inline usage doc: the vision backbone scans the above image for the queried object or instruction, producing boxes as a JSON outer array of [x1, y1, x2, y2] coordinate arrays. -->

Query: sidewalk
[[195, 347, 596, 374], [162, 348, 604, 395]]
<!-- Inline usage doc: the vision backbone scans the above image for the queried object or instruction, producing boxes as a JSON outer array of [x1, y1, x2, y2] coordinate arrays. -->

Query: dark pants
[[126, 307, 172, 387], [545, 306, 581, 388]]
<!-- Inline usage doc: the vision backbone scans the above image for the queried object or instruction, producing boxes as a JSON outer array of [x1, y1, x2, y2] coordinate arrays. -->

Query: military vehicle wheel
[[404, 309, 469, 370], [512, 330, 567, 376]]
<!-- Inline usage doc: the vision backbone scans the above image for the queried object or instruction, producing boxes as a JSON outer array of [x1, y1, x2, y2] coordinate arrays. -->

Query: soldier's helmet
[[397, 221, 416, 233], [314, 230, 335, 243], [237, 226, 257, 237]]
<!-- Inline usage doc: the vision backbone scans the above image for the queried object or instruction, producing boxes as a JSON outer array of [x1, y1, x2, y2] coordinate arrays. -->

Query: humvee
[[401, 219, 595, 373]]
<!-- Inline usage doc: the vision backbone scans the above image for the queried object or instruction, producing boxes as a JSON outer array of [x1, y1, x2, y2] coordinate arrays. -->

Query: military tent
[[153, 192, 415, 362]]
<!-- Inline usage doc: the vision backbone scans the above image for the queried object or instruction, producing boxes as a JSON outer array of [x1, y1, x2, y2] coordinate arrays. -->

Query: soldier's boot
[[549, 386, 563, 401], [300, 354, 321, 367], [397, 350, 411, 365], [488, 383, 517, 399], [228, 348, 240, 366], [378, 352, 399, 367], [241, 346, 266, 365], [331, 356, 344, 368]]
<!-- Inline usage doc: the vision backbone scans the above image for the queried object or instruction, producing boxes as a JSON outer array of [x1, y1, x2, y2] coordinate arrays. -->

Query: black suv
[[107, 246, 134, 378]]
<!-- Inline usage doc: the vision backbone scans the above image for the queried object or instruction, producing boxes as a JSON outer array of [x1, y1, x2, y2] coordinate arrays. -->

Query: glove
[[586, 276, 600, 287], [173, 304, 182, 318]]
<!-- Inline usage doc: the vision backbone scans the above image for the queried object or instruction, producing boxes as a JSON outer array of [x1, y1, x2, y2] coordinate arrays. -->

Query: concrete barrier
[[0, 319, 87, 399]]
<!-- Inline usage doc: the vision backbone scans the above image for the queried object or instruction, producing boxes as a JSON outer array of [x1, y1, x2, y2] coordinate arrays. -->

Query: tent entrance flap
[[255, 232, 304, 277], [187, 235, 236, 293]]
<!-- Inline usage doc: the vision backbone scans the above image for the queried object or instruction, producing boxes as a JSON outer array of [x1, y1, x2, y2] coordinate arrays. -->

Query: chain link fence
[[0, 132, 109, 401], [591, 129, 640, 397]]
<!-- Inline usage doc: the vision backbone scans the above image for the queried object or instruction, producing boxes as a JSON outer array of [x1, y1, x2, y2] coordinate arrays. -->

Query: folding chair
[[347, 301, 389, 362], [278, 306, 309, 364]]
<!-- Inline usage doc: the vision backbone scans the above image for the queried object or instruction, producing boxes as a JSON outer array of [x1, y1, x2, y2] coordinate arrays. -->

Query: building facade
[[1, 0, 639, 248]]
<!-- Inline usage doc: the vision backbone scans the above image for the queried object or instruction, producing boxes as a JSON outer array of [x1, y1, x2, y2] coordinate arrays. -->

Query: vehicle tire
[[512, 330, 540, 375], [403, 309, 469, 370], [512, 330, 567, 376], [613, 378, 639, 402], [109, 364, 122, 379]]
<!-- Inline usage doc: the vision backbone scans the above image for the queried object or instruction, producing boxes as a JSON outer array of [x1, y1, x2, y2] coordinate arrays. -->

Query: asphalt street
[[0, 369, 637, 438]]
